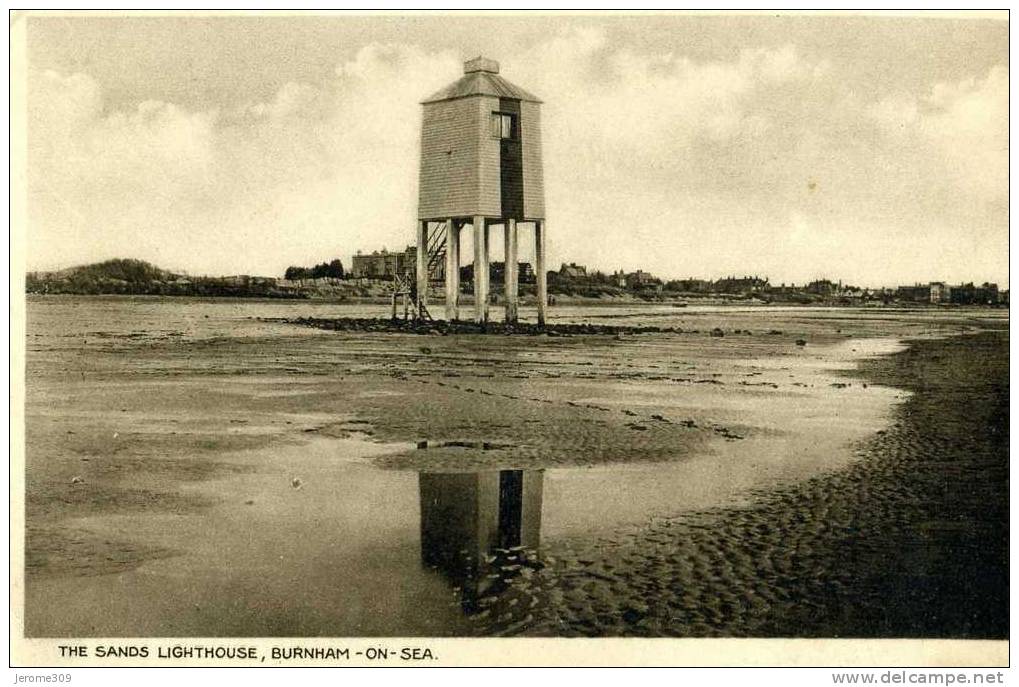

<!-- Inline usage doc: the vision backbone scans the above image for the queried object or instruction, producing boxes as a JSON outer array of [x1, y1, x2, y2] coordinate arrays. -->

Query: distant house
[[668, 278, 712, 293], [559, 262, 587, 279], [929, 282, 951, 304], [950, 282, 999, 305], [461, 261, 535, 286], [714, 275, 769, 294], [488, 261, 536, 285], [895, 284, 930, 303], [626, 270, 659, 287], [980, 282, 1001, 304], [805, 279, 837, 296], [351, 246, 417, 279]]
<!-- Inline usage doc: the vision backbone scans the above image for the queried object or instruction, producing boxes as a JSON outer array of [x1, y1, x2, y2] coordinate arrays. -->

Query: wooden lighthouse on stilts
[[415, 57, 547, 325]]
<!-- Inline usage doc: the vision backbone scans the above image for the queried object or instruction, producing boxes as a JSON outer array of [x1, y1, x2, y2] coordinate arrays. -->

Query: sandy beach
[[20, 296, 1008, 638], [487, 332, 1008, 638]]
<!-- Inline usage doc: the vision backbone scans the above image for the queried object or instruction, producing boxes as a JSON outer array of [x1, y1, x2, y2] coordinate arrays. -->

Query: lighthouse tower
[[416, 56, 547, 324]]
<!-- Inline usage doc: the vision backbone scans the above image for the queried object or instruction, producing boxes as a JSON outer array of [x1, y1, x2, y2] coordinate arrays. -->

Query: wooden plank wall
[[418, 97, 482, 220]]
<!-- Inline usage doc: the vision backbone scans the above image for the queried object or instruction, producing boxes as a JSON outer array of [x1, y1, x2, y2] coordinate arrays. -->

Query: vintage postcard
[[9, 10, 1009, 670]]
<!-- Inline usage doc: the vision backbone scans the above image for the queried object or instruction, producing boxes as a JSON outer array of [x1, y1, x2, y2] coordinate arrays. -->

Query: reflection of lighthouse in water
[[419, 470, 543, 614]]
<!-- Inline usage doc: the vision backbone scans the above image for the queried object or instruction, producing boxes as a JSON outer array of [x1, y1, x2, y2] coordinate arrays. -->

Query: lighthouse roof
[[422, 56, 542, 104]]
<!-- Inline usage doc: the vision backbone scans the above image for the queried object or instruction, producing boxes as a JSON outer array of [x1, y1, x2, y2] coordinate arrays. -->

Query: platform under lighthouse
[[415, 56, 547, 325]]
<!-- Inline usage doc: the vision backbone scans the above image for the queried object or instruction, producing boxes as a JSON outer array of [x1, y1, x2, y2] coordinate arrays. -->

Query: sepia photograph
[[9, 9, 1009, 670]]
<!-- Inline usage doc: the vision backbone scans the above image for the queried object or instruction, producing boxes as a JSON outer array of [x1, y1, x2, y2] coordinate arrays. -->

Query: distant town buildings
[[24, 253, 1007, 308], [338, 244, 1006, 306], [546, 268, 1005, 305], [893, 281, 1001, 305]]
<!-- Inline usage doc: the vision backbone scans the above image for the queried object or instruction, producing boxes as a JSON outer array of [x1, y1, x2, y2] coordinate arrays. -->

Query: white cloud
[[870, 65, 1007, 204], [27, 45, 461, 274], [923, 65, 1008, 203]]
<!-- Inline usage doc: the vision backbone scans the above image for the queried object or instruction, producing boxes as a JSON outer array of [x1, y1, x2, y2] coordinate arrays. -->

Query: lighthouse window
[[490, 112, 516, 139]]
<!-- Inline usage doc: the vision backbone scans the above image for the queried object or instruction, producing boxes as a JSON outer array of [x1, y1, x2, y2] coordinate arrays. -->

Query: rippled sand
[[464, 332, 1008, 638]]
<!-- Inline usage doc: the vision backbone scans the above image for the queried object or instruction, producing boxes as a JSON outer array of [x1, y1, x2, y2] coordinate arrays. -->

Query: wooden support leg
[[445, 218, 459, 321], [535, 220, 547, 326], [504, 219, 518, 323], [483, 219, 492, 321], [473, 216, 489, 323], [416, 220, 428, 316]]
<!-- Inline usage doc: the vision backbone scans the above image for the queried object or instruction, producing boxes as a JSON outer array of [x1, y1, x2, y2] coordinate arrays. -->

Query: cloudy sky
[[22, 13, 1008, 287]]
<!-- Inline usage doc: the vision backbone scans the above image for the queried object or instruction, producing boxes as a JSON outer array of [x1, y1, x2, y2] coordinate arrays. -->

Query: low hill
[[26, 258, 303, 299], [43, 258, 177, 284]]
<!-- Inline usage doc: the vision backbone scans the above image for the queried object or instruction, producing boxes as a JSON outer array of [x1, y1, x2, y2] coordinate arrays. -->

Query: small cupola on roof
[[422, 56, 542, 104], [464, 56, 500, 73]]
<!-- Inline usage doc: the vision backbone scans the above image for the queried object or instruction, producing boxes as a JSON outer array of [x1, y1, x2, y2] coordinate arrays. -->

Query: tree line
[[284, 259, 344, 281]]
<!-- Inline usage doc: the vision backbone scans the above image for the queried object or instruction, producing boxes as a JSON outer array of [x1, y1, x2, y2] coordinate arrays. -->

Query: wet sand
[[21, 296, 1008, 637], [484, 332, 1008, 638]]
